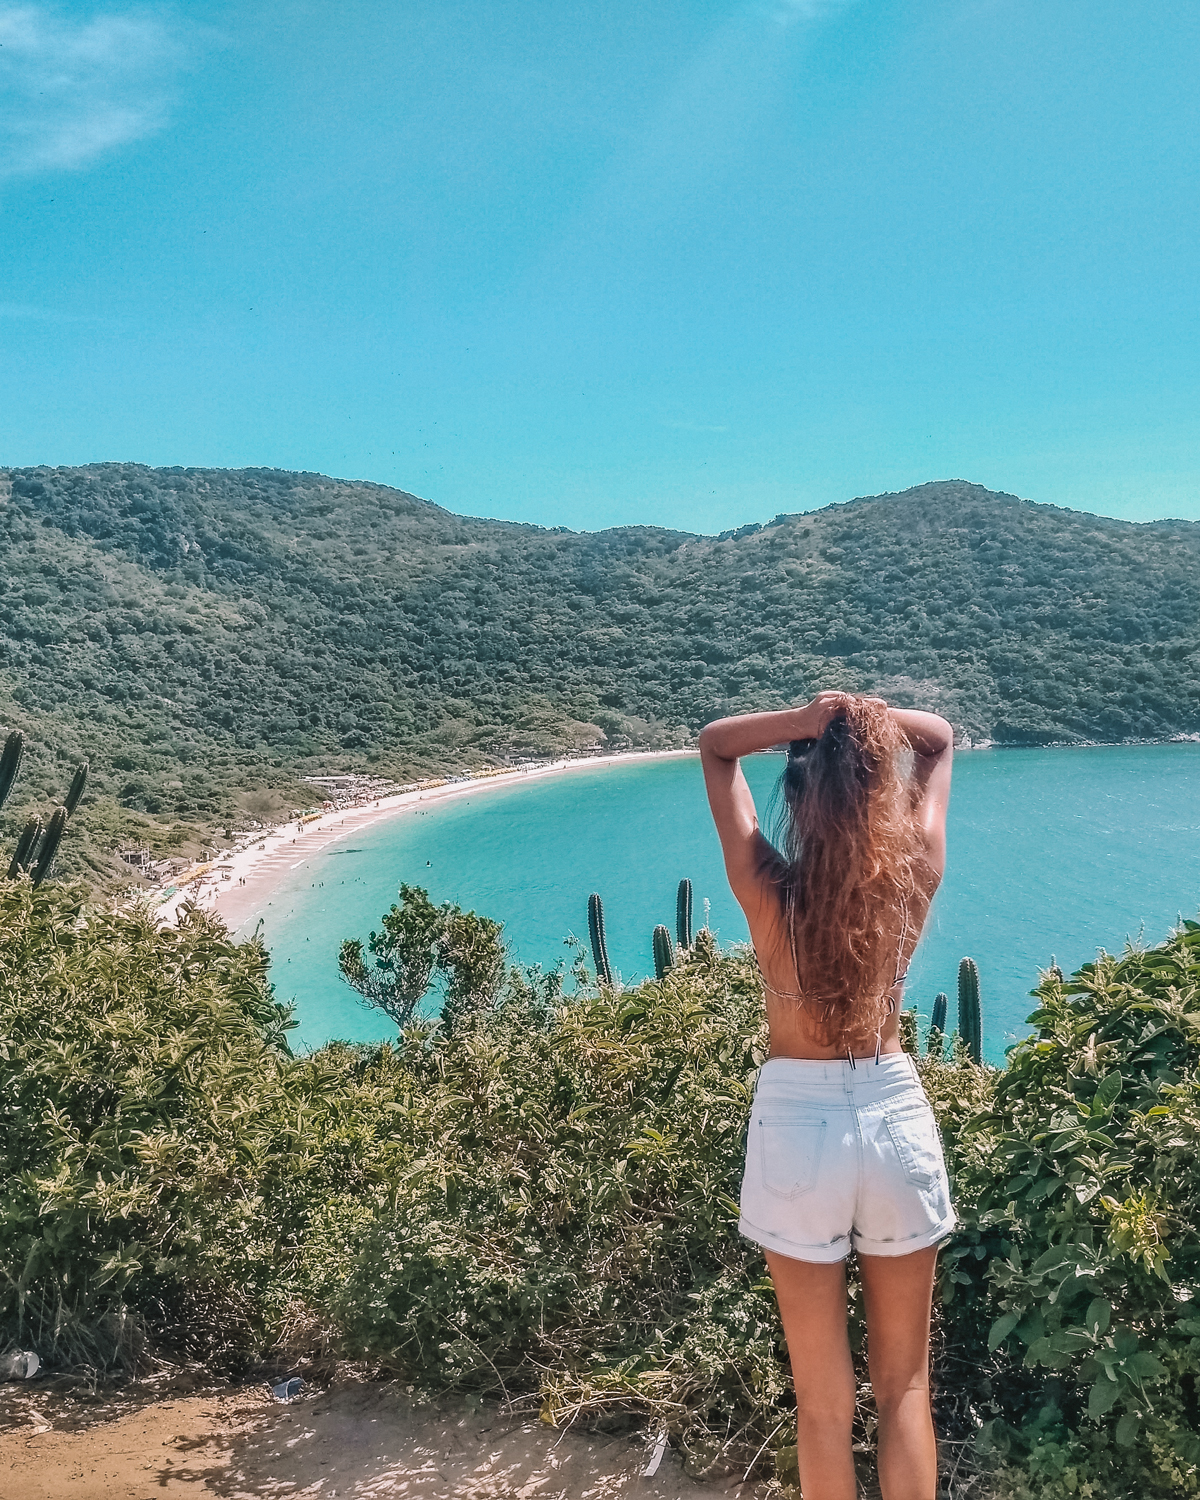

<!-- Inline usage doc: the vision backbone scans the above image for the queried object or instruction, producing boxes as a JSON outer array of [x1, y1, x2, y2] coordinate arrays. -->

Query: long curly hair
[[769, 695, 927, 1051]]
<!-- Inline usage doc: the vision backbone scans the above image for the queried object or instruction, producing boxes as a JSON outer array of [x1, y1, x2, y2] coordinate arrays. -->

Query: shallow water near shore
[[253, 744, 1200, 1063]]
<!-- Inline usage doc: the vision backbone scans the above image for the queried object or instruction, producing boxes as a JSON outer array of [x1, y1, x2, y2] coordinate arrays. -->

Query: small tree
[[339, 883, 507, 1031], [438, 906, 508, 1029]]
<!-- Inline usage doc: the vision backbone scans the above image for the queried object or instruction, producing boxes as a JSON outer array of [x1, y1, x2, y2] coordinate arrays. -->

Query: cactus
[[31, 808, 68, 888], [8, 817, 42, 880], [676, 878, 693, 949], [588, 892, 613, 986], [899, 1007, 919, 1056], [652, 924, 674, 980], [0, 732, 24, 812], [927, 992, 948, 1058], [958, 957, 983, 1064], [63, 762, 89, 816], [0, 734, 86, 887]]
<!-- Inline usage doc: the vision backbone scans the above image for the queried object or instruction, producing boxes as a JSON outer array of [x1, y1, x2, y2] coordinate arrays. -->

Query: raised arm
[[887, 707, 954, 875], [698, 693, 850, 912]]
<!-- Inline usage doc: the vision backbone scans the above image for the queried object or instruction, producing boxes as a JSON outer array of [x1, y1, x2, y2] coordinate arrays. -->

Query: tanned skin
[[699, 693, 954, 1500]]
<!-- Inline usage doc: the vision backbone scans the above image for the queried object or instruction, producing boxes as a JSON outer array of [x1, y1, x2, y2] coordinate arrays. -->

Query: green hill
[[1, 464, 1197, 877]]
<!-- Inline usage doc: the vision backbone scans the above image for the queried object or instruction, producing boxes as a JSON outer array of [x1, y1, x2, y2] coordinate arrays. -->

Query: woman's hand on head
[[800, 690, 854, 739]]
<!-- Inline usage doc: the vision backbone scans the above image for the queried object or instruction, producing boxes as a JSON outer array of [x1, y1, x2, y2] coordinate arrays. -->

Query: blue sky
[[1, 0, 1197, 532]]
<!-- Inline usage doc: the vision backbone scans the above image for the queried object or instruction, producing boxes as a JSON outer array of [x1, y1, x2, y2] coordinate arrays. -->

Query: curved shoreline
[[159, 736, 1200, 938], [158, 749, 699, 935]]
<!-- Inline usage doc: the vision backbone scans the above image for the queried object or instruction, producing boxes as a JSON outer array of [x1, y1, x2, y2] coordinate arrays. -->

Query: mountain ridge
[[1, 464, 1197, 878]]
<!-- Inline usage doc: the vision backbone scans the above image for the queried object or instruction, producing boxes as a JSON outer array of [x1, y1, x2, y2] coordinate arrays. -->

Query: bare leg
[[764, 1250, 856, 1500], [858, 1247, 939, 1500]]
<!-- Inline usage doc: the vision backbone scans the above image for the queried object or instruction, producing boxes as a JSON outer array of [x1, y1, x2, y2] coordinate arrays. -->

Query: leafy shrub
[[942, 920, 1200, 1497], [329, 946, 789, 1473], [0, 883, 328, 1370], [321, 914, 1200, 1495]]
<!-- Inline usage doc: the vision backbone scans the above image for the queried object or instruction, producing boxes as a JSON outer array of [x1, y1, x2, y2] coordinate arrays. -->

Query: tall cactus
[[8, 817, 42, 880], [1, 733, 87, 886], [676, 878, 693, 949], [31, 808, 68, 888], [927, 992, 948, 1058], [652, 924, 674, 980], [958, 958, 983, 1064], [64, 762, 89, 816], [0, 732, 24, 812], [588, 892, 613, 986]]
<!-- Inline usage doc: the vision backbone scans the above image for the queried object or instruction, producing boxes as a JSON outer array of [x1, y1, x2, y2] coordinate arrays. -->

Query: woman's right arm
[[888, 709, 954, 874]]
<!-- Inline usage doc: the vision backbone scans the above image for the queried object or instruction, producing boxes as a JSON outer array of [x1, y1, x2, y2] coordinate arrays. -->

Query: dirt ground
[[0, 1380, 763, 1500]]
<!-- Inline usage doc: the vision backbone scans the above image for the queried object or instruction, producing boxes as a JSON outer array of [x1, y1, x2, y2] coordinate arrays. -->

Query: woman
[[699, 692, 955, 1500]]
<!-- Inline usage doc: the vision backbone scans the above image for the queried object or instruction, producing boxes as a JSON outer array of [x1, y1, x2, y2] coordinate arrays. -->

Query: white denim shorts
[[739, 1053, 956, 1263]]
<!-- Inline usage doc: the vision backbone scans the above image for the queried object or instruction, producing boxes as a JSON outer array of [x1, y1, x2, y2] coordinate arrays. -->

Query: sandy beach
[[159, 750, 697, 937]]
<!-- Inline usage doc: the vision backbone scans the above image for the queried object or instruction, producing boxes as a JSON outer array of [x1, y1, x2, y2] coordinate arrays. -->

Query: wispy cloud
[[0, 5, 187, 175]]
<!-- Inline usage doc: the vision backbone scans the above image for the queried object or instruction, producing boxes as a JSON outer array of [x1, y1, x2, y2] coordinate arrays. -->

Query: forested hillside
[[1, 464, 1197, 875]]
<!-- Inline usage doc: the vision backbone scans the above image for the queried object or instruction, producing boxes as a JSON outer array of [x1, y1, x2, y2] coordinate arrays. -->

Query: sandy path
[[0, 1383, 757, 1500], [161, 751, 696, 937]]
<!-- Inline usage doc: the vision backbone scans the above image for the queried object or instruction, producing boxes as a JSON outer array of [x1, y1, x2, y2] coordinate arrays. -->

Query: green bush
[[330, 947, 788, 1471], [942, 920, 1200, 1497], [0, 882, 328, 1369], [338, 882, 508, 1032]]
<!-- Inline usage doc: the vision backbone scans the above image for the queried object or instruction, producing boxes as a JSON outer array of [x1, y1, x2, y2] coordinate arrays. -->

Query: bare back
[[698, 697, 954, 1060], [748, 860, 939, 1059]]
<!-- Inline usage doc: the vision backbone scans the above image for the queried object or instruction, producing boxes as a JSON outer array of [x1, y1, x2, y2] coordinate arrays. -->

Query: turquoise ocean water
[[249, 745, 1200, 1064]]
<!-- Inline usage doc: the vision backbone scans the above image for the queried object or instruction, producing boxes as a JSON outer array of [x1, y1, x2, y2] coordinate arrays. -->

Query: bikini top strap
[[758, 893, 913, 1001], [893, 895, 911, 986]]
